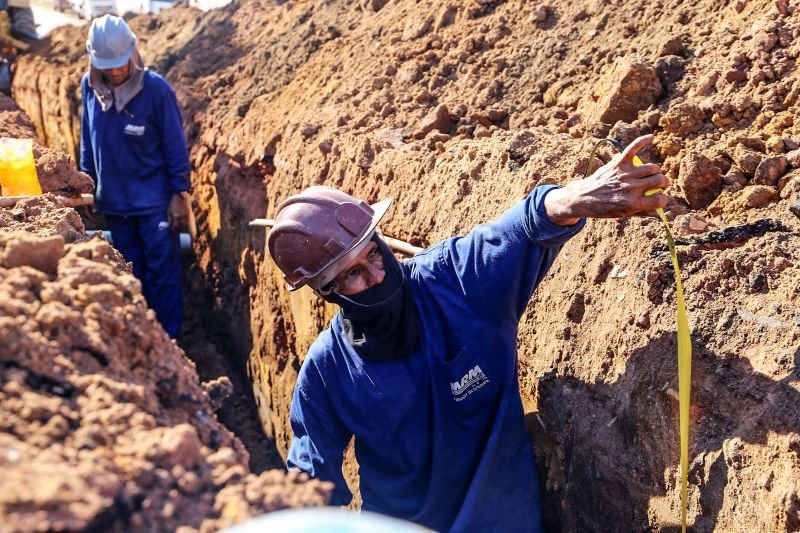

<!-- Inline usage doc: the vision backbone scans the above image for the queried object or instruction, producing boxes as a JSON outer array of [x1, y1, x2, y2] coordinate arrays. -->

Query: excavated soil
[[9, 0, 800, 530], [0, 95, 330, 531]]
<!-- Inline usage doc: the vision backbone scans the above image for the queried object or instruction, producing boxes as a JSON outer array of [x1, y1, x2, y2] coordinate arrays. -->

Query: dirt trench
[[8, 0, 800, 531]]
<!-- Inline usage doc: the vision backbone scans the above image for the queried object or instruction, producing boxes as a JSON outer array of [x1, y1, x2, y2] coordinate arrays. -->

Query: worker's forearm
[[542, 186, 581, 227]]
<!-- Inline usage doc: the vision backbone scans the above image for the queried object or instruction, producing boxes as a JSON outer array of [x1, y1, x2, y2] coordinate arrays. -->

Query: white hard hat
[[86, 15, 137, 70], [221, 507, 432, 532]]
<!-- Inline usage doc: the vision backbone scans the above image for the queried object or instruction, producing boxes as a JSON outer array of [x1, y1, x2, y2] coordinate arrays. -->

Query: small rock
[[533, 5, 549, 22], [748, 272, 767, 291], [785, 149, 800, 168], [318, 139, 333, 155], [434, 5, 457, 30], [609, 264, 628, 278], [725, 69, 748, 83], [201, 376, 233, 411], [765, 136, 786, 154], [759, 471, 774, 490], [572, 9, 589, 22], [723, 169, 749, 188], [644, 110, 662, 127], [469, 111, 493, 127], [589, 58, 661, 125], [659, 101, 705, 135], [754, 32, 778, 53], [732, 144, 764, 177], [380, 103, 396, 118], [401, 16, 433, 41], [674, 213, 709, 235], [473, 125, 491, 138], [415, 89, 432, 104], [655, 55, 686, 87], [778, 169, 800, 194], [752, 155, 788, 186], [695, 70, 721, 96], [679, 152, 723, 208], [789, 201, 800, 219], [301, 123, 321, 139], [367, 0, 389, 11], [162, 424, 203, 468], [743, 185, 779, 208], [413, 104, 451, 140]]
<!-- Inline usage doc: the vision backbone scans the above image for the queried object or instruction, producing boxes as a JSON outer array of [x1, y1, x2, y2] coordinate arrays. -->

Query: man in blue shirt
[[267, 135, 668, 531], [80, 15, 191, 338]]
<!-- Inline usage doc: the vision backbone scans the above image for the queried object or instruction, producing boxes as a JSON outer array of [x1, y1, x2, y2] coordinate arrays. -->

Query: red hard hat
[[268, 186, 392, 291]]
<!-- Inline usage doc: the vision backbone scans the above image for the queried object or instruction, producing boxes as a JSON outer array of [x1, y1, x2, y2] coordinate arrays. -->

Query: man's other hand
[[168, 193, 190, 231], [544, 134, 670, 226]]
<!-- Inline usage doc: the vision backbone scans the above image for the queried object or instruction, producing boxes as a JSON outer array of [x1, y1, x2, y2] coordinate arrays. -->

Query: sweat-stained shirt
[[287, 185, 586, 532], [79, 70, 191, 216]]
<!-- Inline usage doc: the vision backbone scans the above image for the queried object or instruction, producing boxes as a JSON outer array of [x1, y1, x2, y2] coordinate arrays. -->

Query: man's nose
[[364, 263, 385, 287]]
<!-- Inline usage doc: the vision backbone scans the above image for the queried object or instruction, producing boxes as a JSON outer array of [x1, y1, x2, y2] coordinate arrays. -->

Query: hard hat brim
[[89, 41, 135, 70]]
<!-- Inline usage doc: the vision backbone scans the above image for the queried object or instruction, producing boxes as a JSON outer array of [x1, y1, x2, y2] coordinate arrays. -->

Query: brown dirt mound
[[0, 118, 331, 531], [11, 0, 800, 530]]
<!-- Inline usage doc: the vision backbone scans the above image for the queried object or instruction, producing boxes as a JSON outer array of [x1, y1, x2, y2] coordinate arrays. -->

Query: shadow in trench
[[178, 259, 282, 473]]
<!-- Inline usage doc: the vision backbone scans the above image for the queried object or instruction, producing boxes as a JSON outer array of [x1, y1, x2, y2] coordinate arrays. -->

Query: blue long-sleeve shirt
[[288, 185, 586, 532], [79, 70, 191, 216]]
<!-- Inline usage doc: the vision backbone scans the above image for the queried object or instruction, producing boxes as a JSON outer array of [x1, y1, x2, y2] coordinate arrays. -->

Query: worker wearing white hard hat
[[79, 15, 192, 338]]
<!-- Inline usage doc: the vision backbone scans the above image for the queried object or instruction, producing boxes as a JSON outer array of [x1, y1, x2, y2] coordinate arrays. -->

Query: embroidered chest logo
[[124, 124, 145, 136], [450, 364, 490, 402]]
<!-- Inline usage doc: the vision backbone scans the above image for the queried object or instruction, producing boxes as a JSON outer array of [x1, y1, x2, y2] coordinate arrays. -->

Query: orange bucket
[[0, 138, 42, 196]]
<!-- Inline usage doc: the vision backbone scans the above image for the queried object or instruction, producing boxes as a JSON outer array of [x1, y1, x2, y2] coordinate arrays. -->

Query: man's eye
[[368, 249, 381, 260], [346, 267, 360, 279]]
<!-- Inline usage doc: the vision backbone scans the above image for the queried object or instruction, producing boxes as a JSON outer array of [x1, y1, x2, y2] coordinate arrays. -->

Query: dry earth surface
[[7, 0, 800, 531]]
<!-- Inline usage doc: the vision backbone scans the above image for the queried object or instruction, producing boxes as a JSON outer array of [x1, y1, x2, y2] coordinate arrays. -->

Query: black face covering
[[320, 236, 420, 362]]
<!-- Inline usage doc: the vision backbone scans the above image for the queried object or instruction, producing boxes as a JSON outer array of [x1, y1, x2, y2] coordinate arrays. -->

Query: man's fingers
[[631, 172, 669, 192], [624, 163, 662, 179], [619, 134, 654, 166]]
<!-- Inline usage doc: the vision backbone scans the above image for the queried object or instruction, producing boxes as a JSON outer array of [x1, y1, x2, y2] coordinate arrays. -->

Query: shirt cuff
[[528, 184, 586, 246]]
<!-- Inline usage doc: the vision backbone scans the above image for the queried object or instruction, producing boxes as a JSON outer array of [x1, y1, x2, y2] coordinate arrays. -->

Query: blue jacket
[[287, 185, 586, 532], [79, 70, 191, 216]]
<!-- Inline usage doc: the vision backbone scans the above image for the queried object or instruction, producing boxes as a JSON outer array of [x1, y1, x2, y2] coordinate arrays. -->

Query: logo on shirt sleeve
[[124, 124, 146, 136], [451, 365, 490, 401]]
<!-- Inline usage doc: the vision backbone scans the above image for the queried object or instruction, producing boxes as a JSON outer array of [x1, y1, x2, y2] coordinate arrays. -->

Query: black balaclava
[[320, 236, 420, 362]]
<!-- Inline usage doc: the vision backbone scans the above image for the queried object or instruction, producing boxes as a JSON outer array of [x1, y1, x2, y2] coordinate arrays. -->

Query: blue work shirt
[[288, 185, 585, 532], [79, 70, 191, 216]]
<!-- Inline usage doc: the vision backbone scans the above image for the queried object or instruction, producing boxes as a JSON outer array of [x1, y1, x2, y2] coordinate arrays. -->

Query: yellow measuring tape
[[587, 140, 692, 532]]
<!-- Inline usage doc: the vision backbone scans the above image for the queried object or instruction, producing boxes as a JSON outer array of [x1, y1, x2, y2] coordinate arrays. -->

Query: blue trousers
[[106, 212, 182, 338]]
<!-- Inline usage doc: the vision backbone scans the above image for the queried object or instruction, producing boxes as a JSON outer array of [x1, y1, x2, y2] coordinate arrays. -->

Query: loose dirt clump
[[11, 0, 800, 530]]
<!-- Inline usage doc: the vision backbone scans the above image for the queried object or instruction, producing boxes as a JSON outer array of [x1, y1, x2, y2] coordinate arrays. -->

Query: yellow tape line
[[635, 155, 692, 532]]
